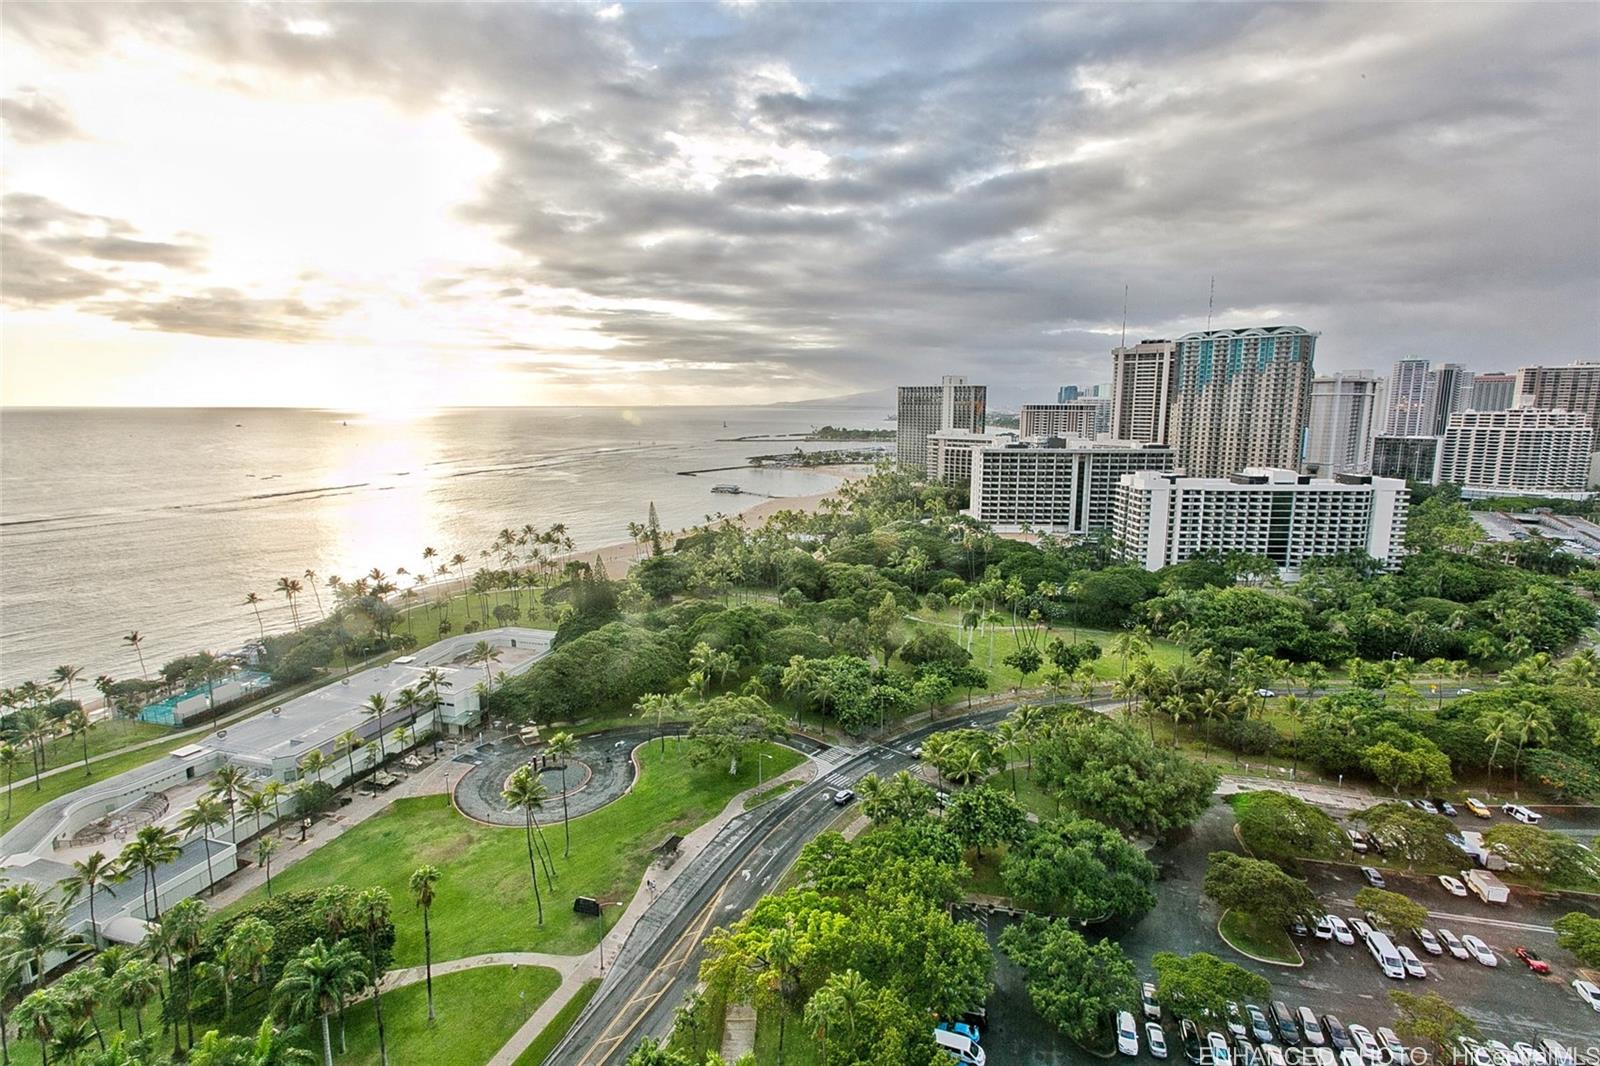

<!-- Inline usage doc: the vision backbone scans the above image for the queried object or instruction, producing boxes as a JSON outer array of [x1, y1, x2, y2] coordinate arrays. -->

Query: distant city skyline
[[2, 2, 1596, 409]]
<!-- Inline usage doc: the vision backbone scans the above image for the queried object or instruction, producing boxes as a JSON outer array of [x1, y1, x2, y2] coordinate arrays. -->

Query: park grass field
[[219, 739, 805, 965], [512, 978, 601, 1066]]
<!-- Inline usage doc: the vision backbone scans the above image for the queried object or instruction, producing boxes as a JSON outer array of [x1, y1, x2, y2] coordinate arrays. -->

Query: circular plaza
[[452, 726, 659, 826]]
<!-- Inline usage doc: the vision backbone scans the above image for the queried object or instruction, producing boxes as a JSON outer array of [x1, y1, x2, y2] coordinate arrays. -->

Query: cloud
[[0, 87, 81, 143], [1, 1, 1597, 403]]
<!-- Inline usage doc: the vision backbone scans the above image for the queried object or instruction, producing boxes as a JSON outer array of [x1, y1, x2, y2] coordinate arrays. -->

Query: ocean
[[0, 403, 890, 688]]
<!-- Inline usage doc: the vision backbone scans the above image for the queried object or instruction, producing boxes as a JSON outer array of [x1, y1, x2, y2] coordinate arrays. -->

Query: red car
[[1514, 947, 1551, 974]]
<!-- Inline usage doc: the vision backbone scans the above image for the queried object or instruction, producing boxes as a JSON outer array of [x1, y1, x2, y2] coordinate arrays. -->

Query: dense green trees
[[943, 784, 1028, 857], [1202, 852, 1316, 928], [685, 695, 787, 775], [1482, 823, 1595, 886], [1357, 803, 1460, 868], [1034, 716, 1218, 836], [1231, 791, 1344, 867], [1553, 912, 1600, 967], [1001, 818, 1157, 922], [1354, 888, 1429, 933], [493, 622, 684, 722], [999, 915, 1137, 1047], [1151, 952, 1270, 1029]]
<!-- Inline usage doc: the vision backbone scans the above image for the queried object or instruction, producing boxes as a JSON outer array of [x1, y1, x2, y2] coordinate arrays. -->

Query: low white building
[[1113, 467, 1409, 576], [967, 438, 1176, 534]]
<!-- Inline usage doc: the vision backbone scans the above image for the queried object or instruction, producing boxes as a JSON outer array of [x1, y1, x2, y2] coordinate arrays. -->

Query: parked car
[[1347, 829, 1368, 854], [1574, 978, 1600, 1011], [1361, 866, 1387, 888], [1461, 934, 1498, 967], [1537, 1039, 1574, 1066], [1465, 797, 1491, 818], [1377, 1027, 1407, 1065], [1309, 1049, 1337, 1066], [1142, 982, 1161, 1020], [1255, 688, 1276, 698], [1327, 915, 1355, 945], [1501, 803, 1542, 824], [1457, 1040, 1495, 1066], [1514, 947, 1550, 974], [1438, 928, 1470, 960], [938, 1021, 981, 1043], [1486, 1041, 1517, 1066], [1350, 917, 1374, 943], [1416, 799, 1439, 815], [1322, 1015, 1351, 1051], [906, 746, 922, 759], [1397, 945, 1426, 979], [833, 788, 855, 806], [1147, 1022, 1169, 1060], [1438, 874, 1467, 897], [1262, 1044, 1287, 1066], [1511, 1042, 1548, 1066], [1339, 1050, 1365, 1066], [1247, 1004, 1275, 1045], [1287, 914, 1310, 937], [1239, 1043, 1263, 1066], [1297, 1007, 1326, 1047], [1349, 1025, 1382, 1065], [1437, 800, 1458, 817], [1226, 1002, 1248, 1042], [1181, 1019, 1203, 1063], [1270, 1001, 1300, 1046], [1415, 928, 1442, 955], [1117, 1011, 1140, 1056], [1207, 1032, 1234, 1066], [1313, 915, 1334, 940]]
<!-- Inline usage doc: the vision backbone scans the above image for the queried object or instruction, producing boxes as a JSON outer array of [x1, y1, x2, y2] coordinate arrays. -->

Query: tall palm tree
[[501, 766, 552, 923], [275, 578, 302, 630], [243, 592, 267, 641], [993, 720, 1022, 794], [164, 897, 208, 1049], [10, 896, 75, 993], [469, 640, 502, 690], [363, 694, 389, 763], [336, 731, 363, 796], [544, 731, 579, 857], [1510, 700, 1552, 796], [1482, 709, 1512, 796], [351, 888, 393, 1066], [262, 780, 287, 835], [273, 938, 363, 1066], [304, 569, 325, 620], [12, 988, 64, 1066], [2, 740, 20, 820], [67, 707, 93, 776], [117, 825, 181, 920], [1279, 694, 1307, 774], [177, 797, 229, 896], [54, 968, 107, 1052], [241, 788, 273, 838], [208, 764, 251, 842], [408, 865, 441, 1023], [58, 851, 126, 950], [51, 665, 83, 708], [393, 687, 421, 743], [123, 631, 148, 680], [449, 552, 469, 597]]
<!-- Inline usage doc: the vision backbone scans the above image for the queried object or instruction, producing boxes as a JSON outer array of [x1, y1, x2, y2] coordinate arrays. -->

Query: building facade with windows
[[895, 376, 987, 471], [1307, 371, 1386, 475], [928, 430, 1004, 489], [967, 438, 1175, 534], [1113, 468, 1409, 575], [1166, 326, 1317, 477], [1371, 435, 1443, 483], [1438, 408, 1595, 498], [1424, 363, 1475, 437], [1110, 339, 1176, 444], [1020, 401, 1105, 439], [1470, 372, 1517, 412], [1384, 358, 1433, 436], [1514, 364, 1600, 429]]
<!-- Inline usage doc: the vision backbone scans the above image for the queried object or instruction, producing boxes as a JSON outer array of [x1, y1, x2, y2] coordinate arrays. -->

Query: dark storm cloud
[[0, 88, 81, 143], [4, 1, 1597, 399]]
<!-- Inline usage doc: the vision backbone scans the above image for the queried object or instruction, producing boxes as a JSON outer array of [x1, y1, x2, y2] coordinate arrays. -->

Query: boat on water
[[711, 483, 742, 494]]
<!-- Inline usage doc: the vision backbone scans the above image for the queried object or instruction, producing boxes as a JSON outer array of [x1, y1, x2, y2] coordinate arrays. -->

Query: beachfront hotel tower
[[896, 376, 987, 471], [1165, 326, 1317, 478]]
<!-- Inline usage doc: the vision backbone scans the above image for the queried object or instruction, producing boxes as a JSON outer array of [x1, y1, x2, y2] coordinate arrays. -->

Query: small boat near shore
[[711, 483, 743, 494]]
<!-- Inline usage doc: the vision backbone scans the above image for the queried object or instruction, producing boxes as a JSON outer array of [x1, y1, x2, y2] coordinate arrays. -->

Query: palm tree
[[362, 693, 391, 763], [352, 888, 393, 1066], [1279, 694, 1307, 774], [299, 748, 328, 787], [208, 764, 251, 842], [165, 897, 208, 1048], [501, 766, 552, 923], [1509, 700, 1552, 796], [273, 938, 364, 1066], [805, 983, 847, 1066], [64, 707, 93, 776], [123, 631, 148, 680], [1482, 709, 1512, 796], [336, 730, 363, 796], [249, 836, 280, 899], [1195, 688, 1226, 755], [2, 740, 19, 820], [993, 720, 1022, 794], [51, 665, 83, 709], [394, 687, 421, 744], [243, 592, 267, 640], [10, 896, 76, 994], [262, 780, 287, 835], [469, 640, 502, 690], [275, 577, 301, 630], [304, 570, 325, 620], [241, 788, 273, 838], [178, 797, 229, 896], [58, 851, 126, 950], [54, 967, 107, 1052], [12, 988, 64, 1066], [117, 825, 181, 919], [408, 865, 441, 1024], [190, 1016, 314, 1066], [106, 957, 162, 1041], [545, 730, 578, 857]]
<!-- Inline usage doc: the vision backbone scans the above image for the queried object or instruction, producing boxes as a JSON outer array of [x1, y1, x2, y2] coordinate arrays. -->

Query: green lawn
[[754, 1008, 822, 1065], [1219, 910, 1301, 964], [219, 740, 805, 965], [904, 610, 1185, 689], [513, 978, 600, 1066], [398, 588, 564, 644], [964, 844, 1010, 897], [22, 719, 169, 777]]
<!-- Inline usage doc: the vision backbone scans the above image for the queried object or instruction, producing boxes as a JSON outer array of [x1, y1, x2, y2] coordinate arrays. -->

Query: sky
[[1, 2, 1597, 410]]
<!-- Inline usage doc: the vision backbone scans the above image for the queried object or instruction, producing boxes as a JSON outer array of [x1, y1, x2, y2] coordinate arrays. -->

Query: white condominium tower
[[1307, 371, 1386, 475], [1439, 408, 1595, 498], [1514, 363, 1600, 430], [1110, 339, 1176, 444], [1166, 326, 1317, 478], [1020, 401, 1104, 438], [1114, 468, 1409, 575], [896, 376, 987, 471], [1384, 357, 1433, 436], [967, 438, 1176, 534]]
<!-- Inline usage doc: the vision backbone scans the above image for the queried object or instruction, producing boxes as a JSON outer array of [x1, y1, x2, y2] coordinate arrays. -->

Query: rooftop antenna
[[1206, 275, 1215, 331], [1120, 284, 1128, 349]]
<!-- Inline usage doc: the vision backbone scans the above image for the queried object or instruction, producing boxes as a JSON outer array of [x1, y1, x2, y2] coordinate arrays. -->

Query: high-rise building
[[895, 376, 987, 471], [1424, 363, 1474, 437], [1057, 385, 1081, 403], [967, 438, 1175, 534], [1113, 468, 1409, 575], [1021, 402, 1103, 438], [1470, 373, 1517, 412], [1371, 436, 1443, 483], [1514, 364, 1600, 429], [1384, 358, 1433, 436], [1110, 340, 1176, 444], [1439, 408, 1595, 498], [1307, 371, 1386, 475], [1166, 326, 1317, 477]]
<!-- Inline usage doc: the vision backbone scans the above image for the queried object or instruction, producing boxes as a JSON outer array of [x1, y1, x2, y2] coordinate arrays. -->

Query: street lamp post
[[757, 751, 773, 788]]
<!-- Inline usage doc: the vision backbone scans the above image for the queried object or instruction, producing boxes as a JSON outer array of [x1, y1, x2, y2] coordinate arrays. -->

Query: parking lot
[[972, 799, 1600, 1066]]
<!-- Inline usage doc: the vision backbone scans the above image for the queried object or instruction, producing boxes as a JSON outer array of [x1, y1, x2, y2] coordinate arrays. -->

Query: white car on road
[[1575, 978, 1600, 1012], [1349, 1025, 1383, 1065], [1327, 914, 1355, 945], [1397, 945, 1426, 979], [1461, 934, 1498, 967], [1438, 928, 1470, 960], [1147, 1022, 1168, 1059], [1117, 1011, 1140, 1056], [1437, 874, 1467, 897]]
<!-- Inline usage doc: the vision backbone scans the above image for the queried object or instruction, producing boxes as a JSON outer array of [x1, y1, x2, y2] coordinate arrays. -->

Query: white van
[[1366, 930, 1406, 979], [1501, 803, 1542, 825], [935, 1028, 987, 1066]]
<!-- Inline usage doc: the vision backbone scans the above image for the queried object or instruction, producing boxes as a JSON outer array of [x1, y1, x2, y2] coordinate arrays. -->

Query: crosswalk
[[812, 745, 856, 769], [821, 770, 853, 789]]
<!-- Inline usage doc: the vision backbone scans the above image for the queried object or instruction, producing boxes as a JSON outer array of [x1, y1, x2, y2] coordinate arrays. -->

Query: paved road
[[544, 705, 1026, 1065]]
